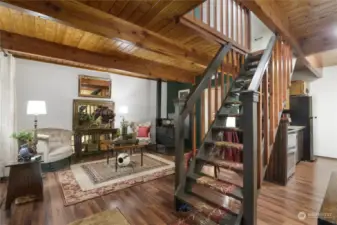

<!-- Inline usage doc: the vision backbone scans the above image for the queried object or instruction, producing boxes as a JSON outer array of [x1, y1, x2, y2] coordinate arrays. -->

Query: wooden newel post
[[240, 90, 259, 225], [174, 98, 186, 211], [174, 99, 186, 190]]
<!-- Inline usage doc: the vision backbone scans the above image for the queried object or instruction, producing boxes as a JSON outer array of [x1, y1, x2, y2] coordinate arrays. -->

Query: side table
[[5, 160, 43, 210]]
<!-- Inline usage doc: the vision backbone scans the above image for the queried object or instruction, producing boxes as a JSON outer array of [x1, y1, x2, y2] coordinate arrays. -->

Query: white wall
[[15, 59, 157, 140], [310, 66, 337, 158], [250, 12, 273, 52]]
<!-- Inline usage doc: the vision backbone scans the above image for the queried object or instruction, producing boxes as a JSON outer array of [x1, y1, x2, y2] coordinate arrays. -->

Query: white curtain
[[0, 52, 17, 177]]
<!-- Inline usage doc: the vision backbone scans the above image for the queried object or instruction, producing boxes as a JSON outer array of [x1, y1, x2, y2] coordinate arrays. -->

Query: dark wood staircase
[[172, 35, 294, 225]]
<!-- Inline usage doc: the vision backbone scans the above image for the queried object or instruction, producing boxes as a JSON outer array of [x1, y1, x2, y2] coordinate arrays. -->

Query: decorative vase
[[17, 140, 26, 150], [117, 153, 130, 167]]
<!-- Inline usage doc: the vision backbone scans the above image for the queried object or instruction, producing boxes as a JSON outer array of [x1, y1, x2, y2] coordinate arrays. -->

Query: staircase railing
[[174, 44, 233, 196], [241, 35, 293, 225]]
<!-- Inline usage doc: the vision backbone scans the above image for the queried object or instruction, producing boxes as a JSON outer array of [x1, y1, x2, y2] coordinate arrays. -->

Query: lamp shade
[[27, 101, 47, 115], [119, 105, 128, 115]]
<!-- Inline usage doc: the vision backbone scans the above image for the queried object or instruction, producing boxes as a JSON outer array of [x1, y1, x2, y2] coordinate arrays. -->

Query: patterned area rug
[[68, 208, 130, 225], [81, 154, 168, 184], [56, 153, 174, 206]]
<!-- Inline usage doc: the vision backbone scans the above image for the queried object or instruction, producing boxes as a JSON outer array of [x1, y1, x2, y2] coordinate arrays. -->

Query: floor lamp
[[27, 100, 47, 152]]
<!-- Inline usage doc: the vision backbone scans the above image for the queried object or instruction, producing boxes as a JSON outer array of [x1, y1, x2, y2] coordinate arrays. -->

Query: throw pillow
[[137, 126, 150, 137]]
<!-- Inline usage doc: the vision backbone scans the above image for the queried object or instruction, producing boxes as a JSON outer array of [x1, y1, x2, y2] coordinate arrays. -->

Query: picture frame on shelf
[[178, 89, 190, 100]]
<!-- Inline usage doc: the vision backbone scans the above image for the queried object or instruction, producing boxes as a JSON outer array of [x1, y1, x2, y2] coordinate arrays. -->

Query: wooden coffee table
[[106, 144, 147, 172]]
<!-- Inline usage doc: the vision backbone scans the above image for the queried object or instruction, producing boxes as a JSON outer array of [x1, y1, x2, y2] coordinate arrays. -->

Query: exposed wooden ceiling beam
[[0, 0, 211, 67], [0, 30, 195, 83], [12, 52, 156, 81], [239, 0, 323, 77]]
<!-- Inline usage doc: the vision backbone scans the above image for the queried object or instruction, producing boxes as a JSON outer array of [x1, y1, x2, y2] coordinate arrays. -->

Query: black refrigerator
[[290, 96, 316, 161]]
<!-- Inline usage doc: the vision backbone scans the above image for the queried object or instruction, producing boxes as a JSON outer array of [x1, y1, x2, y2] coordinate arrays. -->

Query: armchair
[[36, 128, 73, 163], [130, 121, 152, 145]]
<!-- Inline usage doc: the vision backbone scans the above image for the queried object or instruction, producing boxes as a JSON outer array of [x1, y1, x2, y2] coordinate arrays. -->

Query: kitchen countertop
[[288, 125, 306, 134]]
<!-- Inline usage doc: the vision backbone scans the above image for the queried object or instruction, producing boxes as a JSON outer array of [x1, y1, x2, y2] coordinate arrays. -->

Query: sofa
[[36, 128, 73, 164], [130, 121, 152, 145]]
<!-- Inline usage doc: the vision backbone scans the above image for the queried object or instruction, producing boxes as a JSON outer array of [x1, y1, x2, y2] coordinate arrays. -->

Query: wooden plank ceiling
[[277, 0, 337, 68], [0, 0, 230, 83]]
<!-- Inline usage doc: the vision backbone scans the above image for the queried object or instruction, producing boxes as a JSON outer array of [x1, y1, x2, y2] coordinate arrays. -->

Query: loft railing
[[183, 0, 250, 52], [241, 35, 293, 224]]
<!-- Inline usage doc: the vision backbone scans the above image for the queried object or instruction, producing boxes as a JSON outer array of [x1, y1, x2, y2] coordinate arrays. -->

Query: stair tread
[[212, 126, 243, 132], [239, 69, 255, 77], [235, 78, 252, 86], [246, 62, 259, 70], [230, 88, 243, 93], [197, 156, 244, 173], [205, 141, 243, 150], [188, 173, 243, 201], [248, 53, 263, 62], [191, 184, 241, 215], [201, 166, 243, 188], [223, 100, 242, 106], [172, 211, 218, 225], [218, 113, 242, 117], [177, 192, 237, 224]]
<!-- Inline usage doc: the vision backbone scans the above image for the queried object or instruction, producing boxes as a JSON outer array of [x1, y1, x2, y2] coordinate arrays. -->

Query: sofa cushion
[[137, 137, 151, 145], [48, 146, 73, 163], [137, 126, 150, 137]]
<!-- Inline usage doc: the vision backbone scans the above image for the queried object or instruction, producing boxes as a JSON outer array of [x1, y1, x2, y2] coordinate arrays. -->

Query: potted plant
[[11, 131, 34, 149]]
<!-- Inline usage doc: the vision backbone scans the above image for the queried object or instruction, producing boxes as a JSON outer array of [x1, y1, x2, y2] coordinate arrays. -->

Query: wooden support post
[[284, 45, 288, 91], [237, 3, 241, 45], [208, 80, 212, 127], [215, 69, 219, 111], [221, 62, 225, 100], [220, 0, 223, 34], [287, 45, 291, 87], [192, 105, 196, 156], [241, 7, 245, 46], [233, 50, 237, 79], [231, 0, 234, 40], [174, 99, 186, 191], [214, 0, 217, 30], [288, 45, 292, 87], [275, 40, 280, 115], [226, 0, 229, 36], [241, 90, 259, 225], [226, 55, 230, 94], [247, 9, 251, 50], [270, 49, 275, 144], [263, 70, 269, 164], [174, 99, 186, 211], [284, 43, 287, 101], [278, 40, 282, 110], [257, 86, 262, 188], [201, 91, 205, 142], [281, 42, 285, 102]]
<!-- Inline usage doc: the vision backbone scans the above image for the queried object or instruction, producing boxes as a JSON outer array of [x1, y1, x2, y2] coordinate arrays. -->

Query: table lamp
[[27, 100, 47, 151]]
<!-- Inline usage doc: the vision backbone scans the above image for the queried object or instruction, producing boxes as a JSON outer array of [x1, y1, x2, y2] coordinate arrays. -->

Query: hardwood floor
[[0, 157, 335, 225]]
